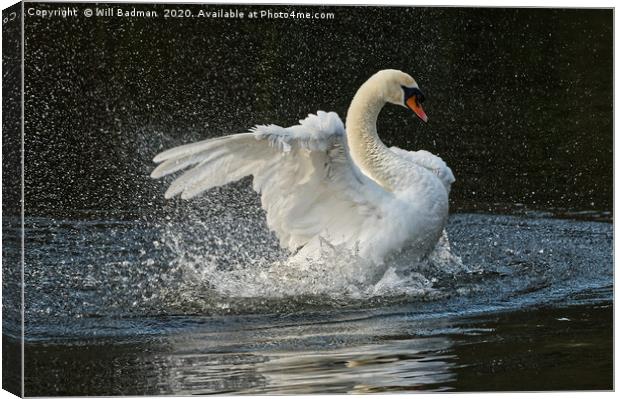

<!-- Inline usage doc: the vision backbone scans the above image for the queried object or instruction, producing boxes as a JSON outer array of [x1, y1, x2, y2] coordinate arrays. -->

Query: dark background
[[19, 3, 613, 218]]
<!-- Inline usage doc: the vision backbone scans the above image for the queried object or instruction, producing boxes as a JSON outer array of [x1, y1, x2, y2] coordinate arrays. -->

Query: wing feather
[[152, 112, 390, 251]]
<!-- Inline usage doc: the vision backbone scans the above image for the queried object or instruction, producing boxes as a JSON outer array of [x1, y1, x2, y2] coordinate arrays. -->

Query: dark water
[[2, 3, 614, 395], [2, 211, 614, 394], [16, 304, 613, 394]]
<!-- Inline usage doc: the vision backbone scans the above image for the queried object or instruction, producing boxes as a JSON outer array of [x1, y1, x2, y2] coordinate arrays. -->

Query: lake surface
[[2, 211, 613, 394]]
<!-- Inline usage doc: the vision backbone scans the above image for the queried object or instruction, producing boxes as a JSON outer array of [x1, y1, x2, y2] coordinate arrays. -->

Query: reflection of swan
[[152, 70, 454, 264], [253, 338, 456, 394]]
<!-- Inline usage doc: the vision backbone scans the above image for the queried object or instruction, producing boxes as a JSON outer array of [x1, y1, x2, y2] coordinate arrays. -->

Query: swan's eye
[[402, 86, 425, 104]]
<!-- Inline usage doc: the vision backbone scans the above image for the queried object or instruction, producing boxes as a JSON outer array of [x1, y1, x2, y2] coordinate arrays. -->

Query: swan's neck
[[346, 82, 397, 190]]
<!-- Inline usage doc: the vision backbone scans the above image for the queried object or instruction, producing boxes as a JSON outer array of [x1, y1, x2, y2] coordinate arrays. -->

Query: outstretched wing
[[152, 111, 390, 251], [390, 146, 455, 193]]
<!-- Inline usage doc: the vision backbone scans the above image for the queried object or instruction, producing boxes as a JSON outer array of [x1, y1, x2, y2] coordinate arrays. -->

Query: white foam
[[160, 220, 469, 304]]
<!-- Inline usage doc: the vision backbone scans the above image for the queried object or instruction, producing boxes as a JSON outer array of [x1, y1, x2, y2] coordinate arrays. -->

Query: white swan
[[151, 70, 454, 265]]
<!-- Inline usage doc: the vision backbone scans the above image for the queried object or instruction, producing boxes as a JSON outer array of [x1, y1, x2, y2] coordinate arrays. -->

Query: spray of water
[[158, 204, 469, 306]]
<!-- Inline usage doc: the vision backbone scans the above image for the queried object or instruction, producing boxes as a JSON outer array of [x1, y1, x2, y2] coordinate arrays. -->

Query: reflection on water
[[254, 337, 456, 394], [17, 303, 611, 395]]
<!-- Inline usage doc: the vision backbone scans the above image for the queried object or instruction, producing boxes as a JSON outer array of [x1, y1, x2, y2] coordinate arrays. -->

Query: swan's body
[[152, 70, 454, 265]]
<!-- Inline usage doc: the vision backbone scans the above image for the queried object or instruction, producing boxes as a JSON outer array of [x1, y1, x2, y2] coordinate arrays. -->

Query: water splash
[[158, 212, 472, 308], [15, 206, 612, 341]]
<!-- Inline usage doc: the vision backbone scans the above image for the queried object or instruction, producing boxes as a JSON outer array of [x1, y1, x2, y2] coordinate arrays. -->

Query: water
[[3, 209, 613, 394], [2, 3, 613, 395]]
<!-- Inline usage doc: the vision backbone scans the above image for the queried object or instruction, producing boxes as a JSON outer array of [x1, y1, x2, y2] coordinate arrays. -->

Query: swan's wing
[[390, 146, 455, 192], [152, 111, 390, 251]]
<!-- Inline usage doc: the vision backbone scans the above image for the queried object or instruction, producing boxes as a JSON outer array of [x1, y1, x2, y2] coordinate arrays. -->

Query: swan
[[151, 69, 454, 265]]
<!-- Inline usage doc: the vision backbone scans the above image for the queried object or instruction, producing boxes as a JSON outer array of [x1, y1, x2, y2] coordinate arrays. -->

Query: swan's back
[[390, 147, 455, 193]]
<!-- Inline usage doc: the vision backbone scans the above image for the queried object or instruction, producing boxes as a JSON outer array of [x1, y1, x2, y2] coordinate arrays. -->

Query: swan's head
[[375, 69, 428, 123]]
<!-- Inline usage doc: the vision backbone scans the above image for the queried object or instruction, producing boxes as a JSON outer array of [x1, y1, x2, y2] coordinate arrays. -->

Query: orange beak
[[406, 96, 428, 123]]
